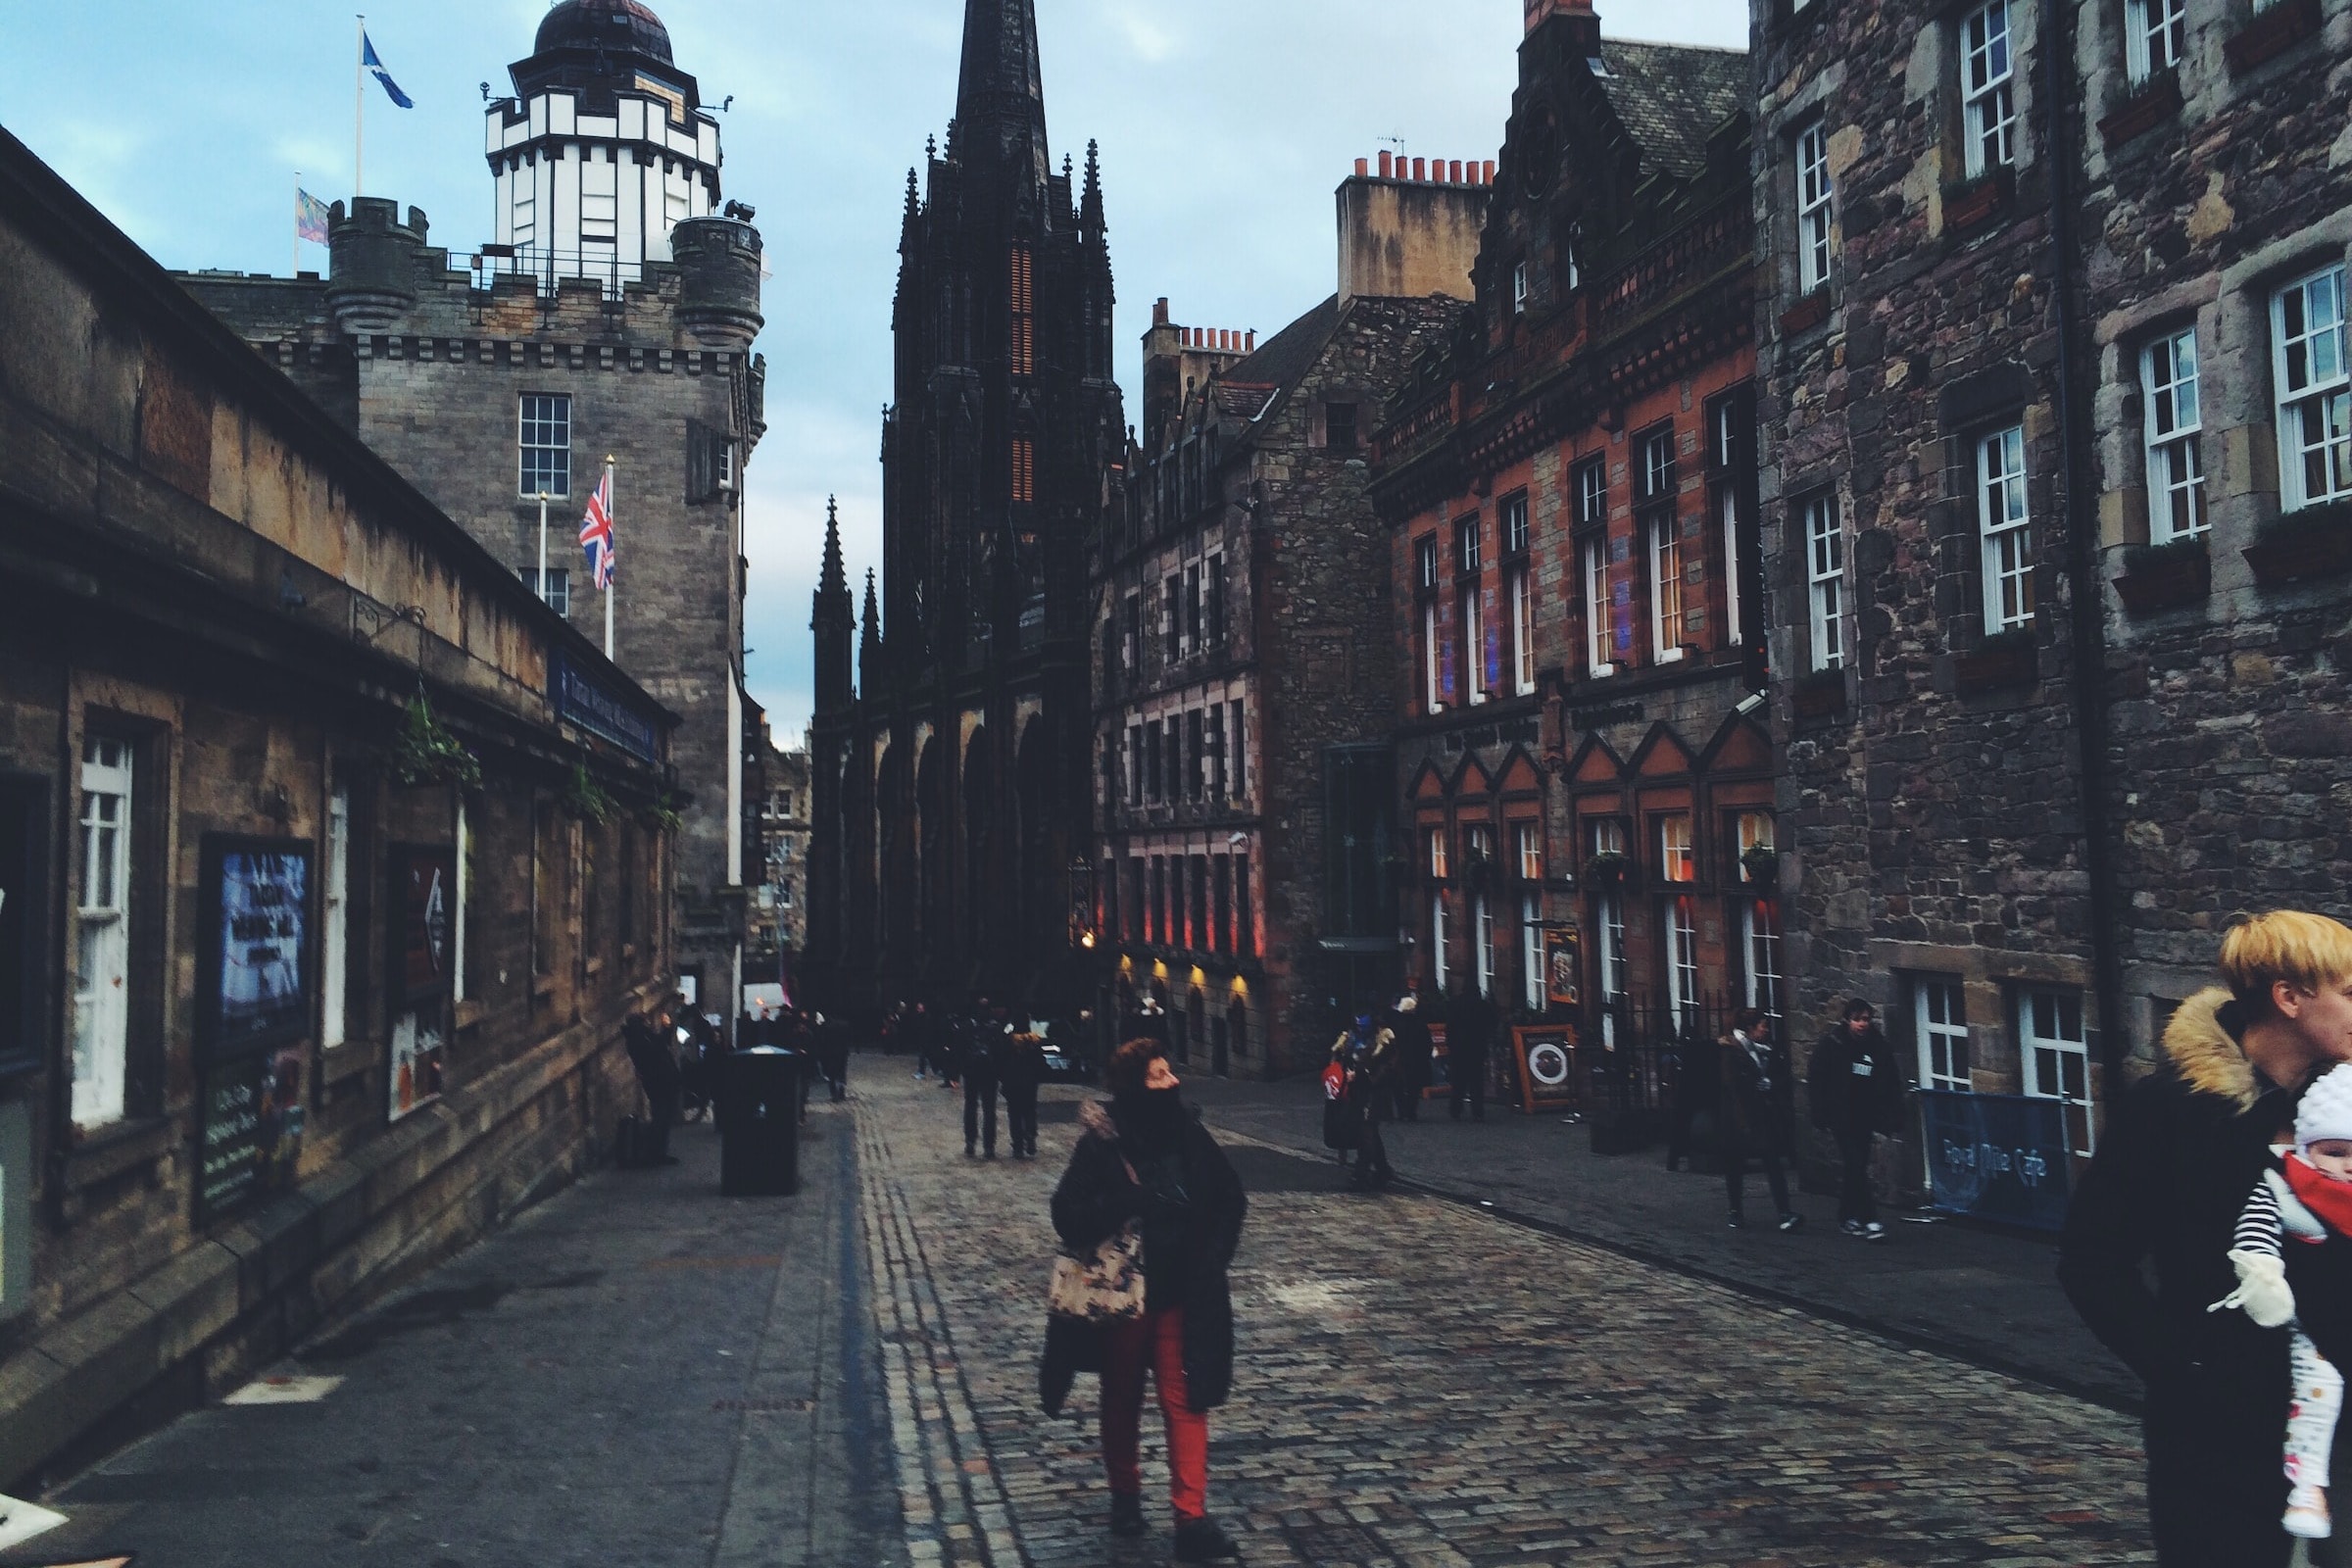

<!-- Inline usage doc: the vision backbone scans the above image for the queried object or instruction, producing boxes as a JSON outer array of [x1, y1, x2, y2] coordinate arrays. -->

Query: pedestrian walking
[[1002, 1021, 1046, 1158], [1719, 1007, 1800, 1232], [1391, 993, 1433, 1122], [1446, 989, 1493, 1122], [1051, 1038, 1248, 1561], [622, 1008, 681, 1165], [1333, 1012, 1398, 1191], [2062, 911, 2352, 1566], [818, 1010, 851, 1102], [1807, 1000, 1904, 1240], [963, 1014, 1003, 1157]]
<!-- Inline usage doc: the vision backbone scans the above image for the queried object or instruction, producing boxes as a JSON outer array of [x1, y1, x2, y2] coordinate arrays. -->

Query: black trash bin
[[721, 1046, 804, 1196]]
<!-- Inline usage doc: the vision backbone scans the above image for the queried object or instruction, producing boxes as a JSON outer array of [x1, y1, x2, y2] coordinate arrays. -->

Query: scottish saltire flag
[[362, 32, 414, 108], [296, 188, 331, 244], [579, 470, 615, 590]]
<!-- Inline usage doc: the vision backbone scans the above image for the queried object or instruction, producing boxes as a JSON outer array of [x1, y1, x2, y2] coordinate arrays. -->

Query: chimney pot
[[1412, 157, 1426, 181], [1355, 157, 1369, 176], [1484, 160, 1497, 183], [1247, 330, 1255, 351], [1379, 150, 1394, 178], [1153, 297, 1170, 326], [1449, 160, 1463, 182]]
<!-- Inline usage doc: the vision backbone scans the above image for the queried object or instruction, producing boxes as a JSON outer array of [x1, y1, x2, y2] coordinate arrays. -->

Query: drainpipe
[[2044, 0, 2129, 1086]]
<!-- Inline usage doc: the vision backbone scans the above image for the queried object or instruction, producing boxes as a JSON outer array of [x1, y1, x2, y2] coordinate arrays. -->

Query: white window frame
[[2141, 329, 2208, 541], [1795, 122, 1834, 294], [72, 736, 133, 1130], [454, 798, 470, 1003], [1664, 896, 1699, 1033], [1720, 485, 1745, 648], [1465, 590, 1489, 706], [1805, 493, 1845, 670], [518, 392, 571, 499], [2274, 265, 2351, 512], [1428, 827, 1448, 880], [1474, 894, 1496, 998], [1736, 811, 1775, 877], [1742, 899, 1781, 1024], [2022, 986, 2093, 1155], [1511, 567, 1537, 695], [1431, 894, 1450, 992], [1512, 260, 1530, 316], [1978, 423, 2034, 632], [522, 565, 571, 615], [1584, 534, 1614, 677], [321, 784, 350, 1050], [1416, 534, 1440, 591], [1916, 977, 1971, 1094], [1515, 822, 1544, 882], [1423, 600, 1443, 714], [1961, 0, 2017, 179], [1658, 814, 1694, 884], [2124, 0, 2186, 84], [1521, 891, 1544, 1013], [1650, 514, 1685, 663], [1503, 493, 1531, 556]]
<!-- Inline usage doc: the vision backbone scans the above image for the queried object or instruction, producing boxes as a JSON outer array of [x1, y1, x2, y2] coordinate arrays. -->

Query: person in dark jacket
[[1719, 1007, 1800, 1232], [1390, 994, 1433, 1121], [962, 1014, 1002, 1157], [622, 1010, 681, 1164], [1051, 1038, 1247, 1561], [2061, 911, 2352, 1566], [816, 1011, 852, 1102], [1447, 990, 1494, 1122], [1807, 1000, 1905, 1240], [1000, 1023, 1047, 1158], [1334, 1013, 1399, 1191]]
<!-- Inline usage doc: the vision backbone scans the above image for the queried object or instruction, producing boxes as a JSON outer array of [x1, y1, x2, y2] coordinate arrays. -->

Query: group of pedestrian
[[896, 996, 1051, 1159]]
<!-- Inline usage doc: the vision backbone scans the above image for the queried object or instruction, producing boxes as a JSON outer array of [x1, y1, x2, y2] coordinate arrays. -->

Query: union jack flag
[[579, 468, 614, 590]]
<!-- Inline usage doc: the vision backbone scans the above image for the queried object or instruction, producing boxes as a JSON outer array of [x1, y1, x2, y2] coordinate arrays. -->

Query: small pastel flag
[[296, 188, 331, 244]]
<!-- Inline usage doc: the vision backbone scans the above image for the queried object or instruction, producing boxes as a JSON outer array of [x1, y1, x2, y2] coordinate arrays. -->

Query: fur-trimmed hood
[[2163, 987, 2260, 1110], [1076, 1097, 1206, 1143]]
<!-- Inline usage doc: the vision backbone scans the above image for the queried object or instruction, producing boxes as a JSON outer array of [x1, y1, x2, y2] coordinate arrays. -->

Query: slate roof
[[1593, 38, 1747, 181], [1223, 293, 1344, 400]]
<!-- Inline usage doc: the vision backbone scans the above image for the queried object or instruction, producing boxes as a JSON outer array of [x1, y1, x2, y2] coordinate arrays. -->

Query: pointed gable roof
[[1593, 39, 1746, 183]]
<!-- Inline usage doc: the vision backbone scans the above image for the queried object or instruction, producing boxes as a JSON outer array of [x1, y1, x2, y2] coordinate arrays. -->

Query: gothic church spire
[[955, 0, 1050, 185]]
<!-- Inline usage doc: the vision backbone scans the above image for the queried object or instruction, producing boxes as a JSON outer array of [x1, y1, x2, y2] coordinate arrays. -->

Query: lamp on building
[[1066, 857, 1097, 950]]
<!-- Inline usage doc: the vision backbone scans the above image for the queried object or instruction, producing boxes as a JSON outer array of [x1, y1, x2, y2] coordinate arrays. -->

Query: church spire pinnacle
[[1080, 137, 1104, 234], [817, 496, 848, 600], [955, 0, 1049, 183]]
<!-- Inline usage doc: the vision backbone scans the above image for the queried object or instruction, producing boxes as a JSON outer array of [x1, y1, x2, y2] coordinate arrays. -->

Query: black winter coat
[[1049, 1099, 1247, 1409], [1718, 1032, 1793, 1152], [1807, 1024, 1904, 1137], [2058, 988, 2307, 1563]]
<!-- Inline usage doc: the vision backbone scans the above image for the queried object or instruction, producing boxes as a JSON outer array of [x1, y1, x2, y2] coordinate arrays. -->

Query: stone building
[[1747, 0, 2352, 1170], [181, 0, 763, 1034], [1090, 165, 1479, 1076], [1371, 0, 1765, 1065], [0, 127, 673, 1486], [751, 729, 811, 983], [805, 0, 1124, 1023]]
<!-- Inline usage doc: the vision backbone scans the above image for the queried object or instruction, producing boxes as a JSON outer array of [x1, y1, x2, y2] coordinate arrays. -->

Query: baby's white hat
[[2296, 1062, 2352, 1150]]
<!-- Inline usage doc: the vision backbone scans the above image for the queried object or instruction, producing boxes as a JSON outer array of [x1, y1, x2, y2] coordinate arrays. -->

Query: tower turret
[[669, 216, 764, 347], [812, 498, 856, 716], [326, 198, 426, 334]]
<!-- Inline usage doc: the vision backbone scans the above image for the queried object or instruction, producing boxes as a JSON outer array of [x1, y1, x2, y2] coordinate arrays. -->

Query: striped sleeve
[[2234, 1177, 2285, 1258]]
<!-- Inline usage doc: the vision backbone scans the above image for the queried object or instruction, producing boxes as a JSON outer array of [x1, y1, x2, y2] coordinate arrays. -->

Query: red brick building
[[1371, 0, 1768, 1063]]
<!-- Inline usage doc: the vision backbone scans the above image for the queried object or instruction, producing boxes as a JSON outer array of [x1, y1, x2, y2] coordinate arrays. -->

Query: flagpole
[[603, 456, 616, 660], [293, 172, 301, 276], [355, 15, 366, 199], [536, 492, 549, 609]]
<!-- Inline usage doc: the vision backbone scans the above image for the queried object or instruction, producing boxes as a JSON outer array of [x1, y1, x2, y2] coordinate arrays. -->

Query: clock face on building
[[1521, 108, 1560, 199]]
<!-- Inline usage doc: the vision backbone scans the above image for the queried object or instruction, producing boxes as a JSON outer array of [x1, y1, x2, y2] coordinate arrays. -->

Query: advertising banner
[[1543, 925, 1582, 1008], [1512, 1024, 1579, 1112], [198, 1044, 306, 1221], [388, 1009, 445, 1122], [1917, 1090, 2072, 1231]]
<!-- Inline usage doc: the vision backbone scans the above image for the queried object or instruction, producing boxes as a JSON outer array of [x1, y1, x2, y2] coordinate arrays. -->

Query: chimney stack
[[1526, 0, 1601, 48]]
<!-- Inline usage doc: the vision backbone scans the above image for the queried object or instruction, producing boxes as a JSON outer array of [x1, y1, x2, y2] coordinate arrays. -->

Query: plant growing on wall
[[642, 791, 684, 834], [561, 762, 615, 825], [391, 693, 481, 789]]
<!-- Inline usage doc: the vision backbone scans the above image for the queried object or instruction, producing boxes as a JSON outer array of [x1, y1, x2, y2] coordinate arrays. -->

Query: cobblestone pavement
[[859, 1069, 2154, 1568]]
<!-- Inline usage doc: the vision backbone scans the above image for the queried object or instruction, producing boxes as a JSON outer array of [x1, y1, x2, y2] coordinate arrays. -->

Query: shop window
[[1917, 977, 1971, 1093]]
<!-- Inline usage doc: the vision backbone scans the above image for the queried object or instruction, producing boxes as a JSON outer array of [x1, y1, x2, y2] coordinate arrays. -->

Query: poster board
[[1423, 1021, 1450, 1099], [1543, 926, 1581, 1009], [1917, 1090, 2072, 1231], [197, 1043, 307, 1222], [1512, 1024, 1580, 1113], [198, 836, 313, 1059], [387, 846, 456, 1123]]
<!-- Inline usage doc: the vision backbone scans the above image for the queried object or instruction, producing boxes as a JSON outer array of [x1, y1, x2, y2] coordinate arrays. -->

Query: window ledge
[[2228, 0, 2323, 74], [2245, 501, 2352, 586], [2098, 73, 2183, 151], [1942, 169, 2016, 241], [2113, 536, 2211, 613], [1777, 287, 1833, 339], [65, 1115, 176, 1190], [1952, 630, 2039, 695]]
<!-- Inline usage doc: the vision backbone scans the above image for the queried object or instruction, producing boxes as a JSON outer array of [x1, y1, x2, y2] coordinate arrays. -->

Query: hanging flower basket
[[1740, 846, 1781, 888], [561, 761, 615, 825], [1584, 850, 1630, 888], [390, 694, 481, 790]]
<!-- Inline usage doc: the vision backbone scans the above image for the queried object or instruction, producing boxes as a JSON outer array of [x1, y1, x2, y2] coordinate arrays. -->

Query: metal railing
[[470, 245, 645, 300]]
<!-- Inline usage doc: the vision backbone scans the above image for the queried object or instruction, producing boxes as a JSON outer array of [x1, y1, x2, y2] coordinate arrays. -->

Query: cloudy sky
[[0, 0, 1743, 741]]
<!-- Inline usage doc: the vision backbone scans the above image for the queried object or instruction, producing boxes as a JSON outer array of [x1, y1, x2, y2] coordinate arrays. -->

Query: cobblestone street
[[862, 1070, 2152, 1568]]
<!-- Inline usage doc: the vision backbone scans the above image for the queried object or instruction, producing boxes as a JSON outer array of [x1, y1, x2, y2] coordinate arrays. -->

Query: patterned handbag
[[1048, 1220, 1147, 1322], [1048, 1155, 1148, 1323]]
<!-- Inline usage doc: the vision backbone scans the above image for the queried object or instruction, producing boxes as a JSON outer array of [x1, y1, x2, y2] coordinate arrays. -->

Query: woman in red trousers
[[1052, 1036, 1249, 1561]]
